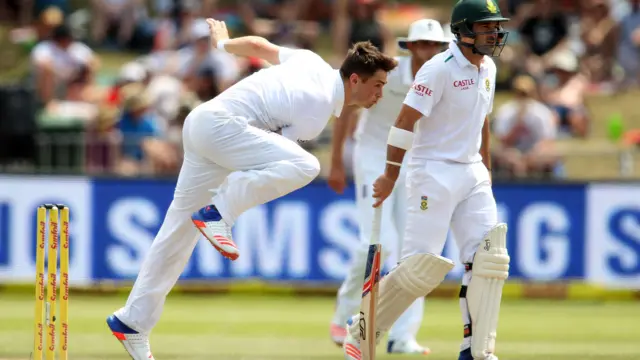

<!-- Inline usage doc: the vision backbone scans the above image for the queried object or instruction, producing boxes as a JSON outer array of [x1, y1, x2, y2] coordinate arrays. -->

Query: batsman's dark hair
[[339, 41, 398, 81]]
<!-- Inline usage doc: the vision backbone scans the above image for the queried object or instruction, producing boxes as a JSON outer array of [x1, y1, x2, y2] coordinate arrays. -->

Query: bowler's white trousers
[[115, 107, 320, 333], [331, 142, 425, 342]]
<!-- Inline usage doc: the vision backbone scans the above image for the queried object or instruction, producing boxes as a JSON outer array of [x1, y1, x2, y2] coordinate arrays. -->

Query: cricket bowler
[[343, 0, 511, 359], [105, 18, 398, 360], [328, 19, 449, 355]]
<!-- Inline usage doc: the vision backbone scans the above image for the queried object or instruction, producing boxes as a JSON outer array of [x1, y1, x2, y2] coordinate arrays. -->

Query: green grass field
[[0, 294, 638, 359]]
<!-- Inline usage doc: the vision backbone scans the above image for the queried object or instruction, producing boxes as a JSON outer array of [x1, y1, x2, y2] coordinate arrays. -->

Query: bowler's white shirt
[[202, 48, 344, 142], [403, 42, 496, 163], [355, 56, 413, 156]]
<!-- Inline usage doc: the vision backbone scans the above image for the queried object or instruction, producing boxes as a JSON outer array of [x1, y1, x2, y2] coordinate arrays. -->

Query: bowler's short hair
[[339, 41, 398, 81]]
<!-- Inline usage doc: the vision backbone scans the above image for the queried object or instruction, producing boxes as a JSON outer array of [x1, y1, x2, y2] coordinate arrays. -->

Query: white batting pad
[[375, 253, 455, 335], [466, 223, 510, 359]]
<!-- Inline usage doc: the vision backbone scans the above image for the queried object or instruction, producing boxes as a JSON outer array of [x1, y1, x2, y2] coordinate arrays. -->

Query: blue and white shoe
[[107, 314, 154, 360], [458, 348, 499, 360], [191, 204, 239, 260]]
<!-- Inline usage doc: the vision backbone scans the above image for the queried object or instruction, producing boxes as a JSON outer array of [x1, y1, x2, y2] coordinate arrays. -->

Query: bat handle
[[371, 204, 382, 245]]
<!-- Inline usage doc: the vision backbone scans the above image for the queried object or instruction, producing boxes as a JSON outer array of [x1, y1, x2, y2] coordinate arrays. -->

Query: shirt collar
[[449, 41, 483, 70], [333, 70, 345, 117]]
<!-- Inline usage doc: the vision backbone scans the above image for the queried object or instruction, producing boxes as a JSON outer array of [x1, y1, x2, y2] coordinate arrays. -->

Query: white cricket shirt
[[403, 42, 496, 163], [355, 56, 413, 156], [202, 48, 344, 142]]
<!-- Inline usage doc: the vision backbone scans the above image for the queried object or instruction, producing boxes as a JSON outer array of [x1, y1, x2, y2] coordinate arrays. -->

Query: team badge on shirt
[[485, 78, 491, 92], [420, 196, 429, 210]]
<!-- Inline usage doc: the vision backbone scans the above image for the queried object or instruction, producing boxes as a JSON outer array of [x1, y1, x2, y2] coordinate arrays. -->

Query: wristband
[[386, 160, 402, 167], [387, 126, 414, 150], [217, 39, 229, 52]]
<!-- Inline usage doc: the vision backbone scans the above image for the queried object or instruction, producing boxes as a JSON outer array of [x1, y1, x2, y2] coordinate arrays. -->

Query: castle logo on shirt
[[420, 196, 429, 210], [485, 78, 491, 92], [453, 78, 475, 90], [411, 83, 433, 97]]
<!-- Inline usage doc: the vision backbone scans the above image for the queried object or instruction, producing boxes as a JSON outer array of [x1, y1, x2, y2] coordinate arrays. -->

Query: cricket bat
[[358, 205, 383, 360]]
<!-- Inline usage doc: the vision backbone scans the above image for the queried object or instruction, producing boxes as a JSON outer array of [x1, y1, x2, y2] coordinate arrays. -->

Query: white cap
[[549, 50, 579, 73], [397, 19, 448, 50], [118, 62, 147, 82], [192, 18, 210, 40], [442, 22, 455, 42]]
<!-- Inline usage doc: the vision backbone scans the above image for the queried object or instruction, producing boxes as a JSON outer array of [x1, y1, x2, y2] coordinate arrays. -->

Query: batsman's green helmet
[[450, 0, 510, 57]]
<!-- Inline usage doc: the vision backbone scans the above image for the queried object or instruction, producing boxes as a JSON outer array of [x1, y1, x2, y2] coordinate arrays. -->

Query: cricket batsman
[[106, 18, 398, 360], [343, 0, 511, 359], [328, 19, 449, 355]]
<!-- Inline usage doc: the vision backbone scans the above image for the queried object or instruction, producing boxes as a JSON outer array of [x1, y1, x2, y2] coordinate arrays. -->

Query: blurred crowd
[[0, 0, 639, 179]]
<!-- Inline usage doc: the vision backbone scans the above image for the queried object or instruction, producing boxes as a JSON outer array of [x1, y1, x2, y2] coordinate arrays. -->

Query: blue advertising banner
[[0, 175, 638, 289], [585, 184, 640, 289]]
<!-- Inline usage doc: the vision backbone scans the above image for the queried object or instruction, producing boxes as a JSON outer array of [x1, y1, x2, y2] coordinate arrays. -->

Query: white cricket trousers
[[115, 107, 320, 333], [402, 158, 497, 352], [332, 143, 424, 342], [402, 159, 497, 263]]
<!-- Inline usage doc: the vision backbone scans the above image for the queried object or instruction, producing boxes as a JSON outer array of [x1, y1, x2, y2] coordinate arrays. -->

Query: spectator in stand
[[190, 67, 219, 101], [176, 18, 240, 92], [579, 0, 618, 87], [165, 91, 201, 161], [541, 49, 590, 138], [237, 0, 319, 50], [519, 0, 570, 78], [31, 23, 99, 103], [34, 0, 69, 17], [154, 0, 201, 51], [616, 0, 640, 88], [85, 105, 122, 174], [34, 6, 64, 43], [64, 64, 105, 104], [238, 0, 296, 35], [117, 83, 179, 176], [492, 75, 560, 178], [90, 0, 141, 48], [145, 66, 185, 133], [106, 61, 149, 107], [332, 0, 394, 61]]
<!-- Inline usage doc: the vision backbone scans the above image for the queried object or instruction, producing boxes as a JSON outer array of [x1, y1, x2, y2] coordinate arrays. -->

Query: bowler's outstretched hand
[[206, 18, 229, 48]]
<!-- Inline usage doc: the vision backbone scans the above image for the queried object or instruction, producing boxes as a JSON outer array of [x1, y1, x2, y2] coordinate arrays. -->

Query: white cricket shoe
[[191, 205, 239, 260], [458, 348, 498, 360], [343, 331, 362, 360], [342, 315, 362, 360], [107, 314, 154, 360], [387, 338, 431, 355], [330, 323, 347, 346], [342, 315, 384, 360]]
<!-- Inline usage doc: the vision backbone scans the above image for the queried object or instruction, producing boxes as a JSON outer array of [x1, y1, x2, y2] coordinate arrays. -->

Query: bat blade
[[359, 243, 382, 360]]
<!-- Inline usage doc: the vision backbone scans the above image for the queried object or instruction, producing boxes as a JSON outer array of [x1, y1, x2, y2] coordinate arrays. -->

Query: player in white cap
[[328, 19, 449, 356]]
